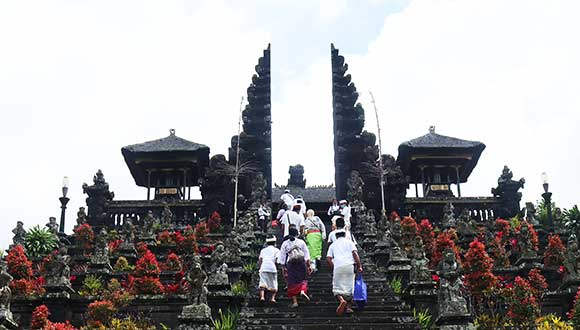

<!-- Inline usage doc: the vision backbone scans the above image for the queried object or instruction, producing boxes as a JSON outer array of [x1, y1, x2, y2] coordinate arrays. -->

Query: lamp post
[[541, 172, 553, 231], [59, 176, 70, 233]]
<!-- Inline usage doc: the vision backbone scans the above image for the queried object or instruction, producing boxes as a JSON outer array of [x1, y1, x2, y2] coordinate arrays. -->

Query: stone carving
[[491, 165, 525, 219], [442, 203, 457, 229], [200, 154, 234, 222], [82, 169, 115, 228], [141, 210, 158, 240], [0, 260, 17, 329], [225, 231, 243, 265], [361, 209, 377, 236], [121, 218, 135, 245], [46, 217, 59, 236], [208, 243, 229, 287], [562, 237, 580, 284], [287, 165, 306, 188], [410, 237, 431, 283], [250, 172, 267, 205], [331, 44, 380, 200], [524, 202, 539, 226], [382, 155, 408, 214], [161, 204, 173, 226], [228, 45, 272, 202], [43, 246, 72, 290], [457, 209, 478, 238], [11, 221, 26, 247], [187, 256, 208, 305], [90, 228, 112, 273], [346, 170, 364, 203], [75, 207, 87, 229], [437, 248, 468, 318]]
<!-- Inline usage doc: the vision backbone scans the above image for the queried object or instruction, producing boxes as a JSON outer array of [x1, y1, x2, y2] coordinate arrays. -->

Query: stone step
[[245, 325, 419, 330]]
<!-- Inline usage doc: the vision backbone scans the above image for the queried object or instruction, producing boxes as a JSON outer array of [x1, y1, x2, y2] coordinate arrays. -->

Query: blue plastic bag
[[353, 273, 367, 308]]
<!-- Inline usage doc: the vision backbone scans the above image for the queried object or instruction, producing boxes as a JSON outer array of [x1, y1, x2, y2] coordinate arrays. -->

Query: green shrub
[[389, 276, 403, 295], [231, 281, 249, 296], [80, 275, 103, 296], [24, 226, 59, 258], [413, 308, 434, 330], [212, 309, 239, 330]]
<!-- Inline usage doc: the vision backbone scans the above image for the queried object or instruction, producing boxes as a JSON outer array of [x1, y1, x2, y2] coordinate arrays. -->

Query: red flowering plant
[[505, 276, 541, 326], [107, 239, 123, 255], [208, 211, 222, 232], [516, 220, 539, 251], [388, 211, 400, 222], [6, 245, 44, 296], [418, 219, 435, 260], [30, 305, 50, 330], [176, 226, 198, 254], [464, 239, 497, 303], [527, 268, 548, 300], [157, 230, 175, 246], [400, 216, 418, 251], [73, 223, 95, 250], [430, 231, 461, 269], [486, 235, 510, 268], [163, 252, 183, 272], [194, 221, 210, 242], [131, 248, 164, 294], [568, 286, 580, 327], [86, 300, 116, 328], [198, 244, 216, 256], [543, 234, 566, 269], [495, 218, 511, 244]]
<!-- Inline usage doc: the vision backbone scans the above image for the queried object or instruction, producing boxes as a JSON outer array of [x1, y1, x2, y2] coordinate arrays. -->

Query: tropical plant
[[543, 234, 566, 268], [212, 309, 239, 330], [102, 279, 133, 309], [417, 219, 435, 260], [563, 205, 580, 236], [86, 300, 116, 328], [536, 314, 573, 330], [113, 256, 134, 272], [389, 276, 403, 295], [463, 239, 497, 302], [243, 262, 257, 272], [74, 223, 95, 250], [568, 286, 580, 327], [231, 281, 249, 296], [24, 225, 59, 258], [412, 308, 434, 330], [80, 275, 103, 297], [132, 249, 164, 294], [430, 231, 460, 268]]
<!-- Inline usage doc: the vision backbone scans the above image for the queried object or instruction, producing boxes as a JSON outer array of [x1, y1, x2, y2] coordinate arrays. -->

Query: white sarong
[[259, 271, 278, 291], [332, 264, 355, 298]]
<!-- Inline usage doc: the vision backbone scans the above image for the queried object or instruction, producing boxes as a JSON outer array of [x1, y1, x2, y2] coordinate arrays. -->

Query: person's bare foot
[[300, 291, 310, 302], [336, 300, 347, 316], [290, 302, 299, 308], [270, 299, 277, 304]]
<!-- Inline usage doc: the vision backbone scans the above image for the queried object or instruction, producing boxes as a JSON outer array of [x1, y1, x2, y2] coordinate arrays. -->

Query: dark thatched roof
[[122, 131, 209, 153], [272, 186, 335, 204], [397, 129, 486, 183]]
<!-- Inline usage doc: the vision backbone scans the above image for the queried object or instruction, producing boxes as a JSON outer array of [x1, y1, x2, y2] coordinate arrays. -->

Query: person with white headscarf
[[258, 236, 280, 303], [304, 209, 326, 272], [280, 190, 294, 210]]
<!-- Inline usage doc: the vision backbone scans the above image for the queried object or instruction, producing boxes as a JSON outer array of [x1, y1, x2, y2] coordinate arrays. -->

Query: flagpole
[[369, 91, 386, 216], [233, 96, 244, 227]]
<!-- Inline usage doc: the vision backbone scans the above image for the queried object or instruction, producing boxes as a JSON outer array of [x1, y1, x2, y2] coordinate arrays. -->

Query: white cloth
[[279, 238, 310, 265], [259, 246, 280, 273], [276, 209, 286, 220], [280, 193, 294, 209], [259, 272, 278, 291], [327, 204, 340, 216], [304, 216, 327, 240], [294, 198, 307, 215], [340, 206, 352, 229], [258, 206, 271, 220], [281, 211, 305, 237], [327, 236, 357, 268], [332, 264, 355, 297]]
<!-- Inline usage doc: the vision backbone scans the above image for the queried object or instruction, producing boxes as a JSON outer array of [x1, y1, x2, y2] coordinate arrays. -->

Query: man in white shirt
[[327, 229, 363, 316], [280, 190, 294, 210], [281, 205, 305, 237], [258, 237, 280, 303], [257, 202, 271, 233], [328, 217, 357, 245], [294, 195, 307, 216], [339, 200, 352, 230]]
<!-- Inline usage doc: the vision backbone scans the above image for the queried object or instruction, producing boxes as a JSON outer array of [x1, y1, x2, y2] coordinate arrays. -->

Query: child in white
[[258, 237, 280, 303]]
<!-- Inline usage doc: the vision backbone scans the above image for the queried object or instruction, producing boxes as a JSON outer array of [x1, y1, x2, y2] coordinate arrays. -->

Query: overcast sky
[[1, 0, 578, 249]]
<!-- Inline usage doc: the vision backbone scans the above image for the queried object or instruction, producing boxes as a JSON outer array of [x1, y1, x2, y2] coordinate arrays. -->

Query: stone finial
[[429, 125, 436, 134]]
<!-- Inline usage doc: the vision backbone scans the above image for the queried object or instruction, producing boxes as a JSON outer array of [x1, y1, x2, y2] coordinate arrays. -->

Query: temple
[[4, 43, 576, 330]]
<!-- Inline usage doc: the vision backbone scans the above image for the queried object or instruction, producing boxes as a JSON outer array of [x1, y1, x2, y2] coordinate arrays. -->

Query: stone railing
[[105, 199, 205, 227], [404, 196, 502, 224]]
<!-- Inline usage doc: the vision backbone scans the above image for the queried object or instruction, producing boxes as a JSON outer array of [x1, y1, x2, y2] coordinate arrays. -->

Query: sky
[[0, 0, 578, 249]]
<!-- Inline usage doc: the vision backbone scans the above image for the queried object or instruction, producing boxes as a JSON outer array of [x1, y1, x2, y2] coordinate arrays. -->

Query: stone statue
[[410, 237, 431, 283], [11, 221, 26, 246], [44, 245, 72, 288], [391, 217, 403, 244], [287, 165, 306, 188], [346, 170, 364, 203], [442, 203, 457, 229], [457, 209, 478, 237], [563, 237, 580, 283], [141, 210, 158, 238], [76, 207, 87, 229], [250, 172, 267, 205], [46, 217, 59, 236], [0, 260, 17, 328], [491, 165, 525, 219], [161, 204, 173, 226], [361, 209, 377, 236], [186, 256, 208, 305], [225, 232, 243, 265], [121, 218, 135, 245], [210, 243, 228, 274], [437, 248, 468, 317], [525, 202, 539, 226], [82, 169, 115, 227]]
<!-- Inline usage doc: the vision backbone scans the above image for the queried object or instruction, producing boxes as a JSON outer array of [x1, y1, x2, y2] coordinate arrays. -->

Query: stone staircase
[[240, 222, 420, 330]]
